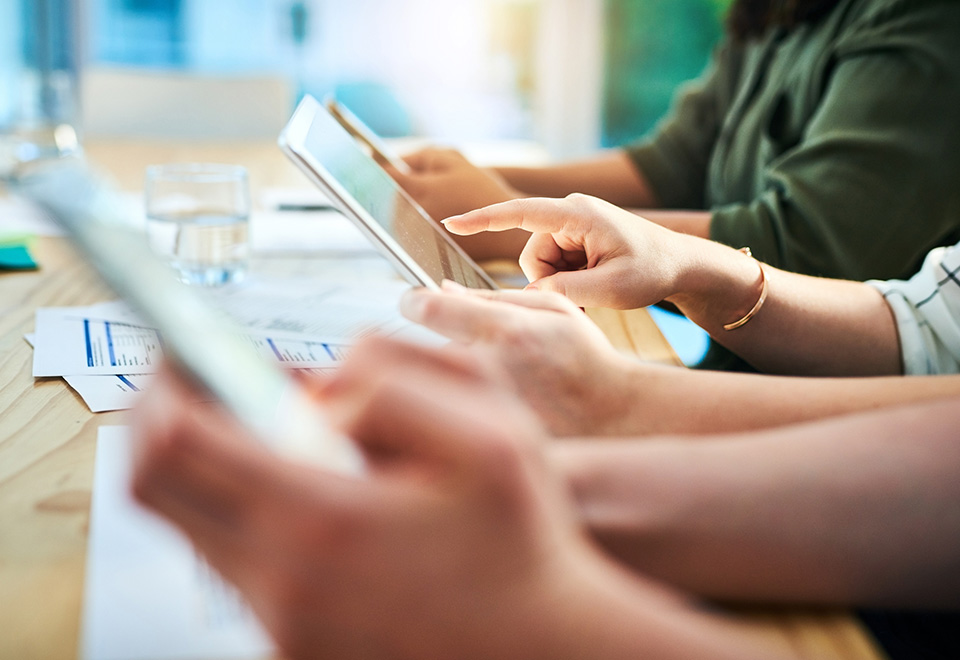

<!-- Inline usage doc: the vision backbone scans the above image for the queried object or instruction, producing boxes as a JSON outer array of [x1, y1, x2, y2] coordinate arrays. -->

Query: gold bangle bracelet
[[722, 248, 768, 331]]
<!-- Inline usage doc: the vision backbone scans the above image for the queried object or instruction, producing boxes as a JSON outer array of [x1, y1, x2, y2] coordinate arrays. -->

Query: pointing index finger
[[442, 197, 577, 236]]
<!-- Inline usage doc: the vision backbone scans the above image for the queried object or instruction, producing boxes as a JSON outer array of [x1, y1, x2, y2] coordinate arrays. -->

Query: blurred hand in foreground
[[130, 338, 634, 660]]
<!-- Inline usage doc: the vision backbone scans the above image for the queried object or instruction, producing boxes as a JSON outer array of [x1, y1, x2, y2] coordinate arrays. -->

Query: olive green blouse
[[626, 0, 960, 280]]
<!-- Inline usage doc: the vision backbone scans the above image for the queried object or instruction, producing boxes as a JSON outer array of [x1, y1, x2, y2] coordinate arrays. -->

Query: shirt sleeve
[[623, 43, 743, 210], [710, 0, 960, 280], [867, 244, 960, 375]]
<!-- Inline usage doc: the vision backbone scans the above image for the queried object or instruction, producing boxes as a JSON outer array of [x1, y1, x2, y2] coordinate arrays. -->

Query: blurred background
[[1, 0, 730, 159]]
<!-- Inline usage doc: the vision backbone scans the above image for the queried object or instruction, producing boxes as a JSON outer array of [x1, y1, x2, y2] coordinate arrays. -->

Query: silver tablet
[[279, 95, 498, 291]]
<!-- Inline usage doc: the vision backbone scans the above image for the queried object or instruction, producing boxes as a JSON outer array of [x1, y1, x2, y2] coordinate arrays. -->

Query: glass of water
[[1, 0, 82, 180], [145, 164, 251, 286]]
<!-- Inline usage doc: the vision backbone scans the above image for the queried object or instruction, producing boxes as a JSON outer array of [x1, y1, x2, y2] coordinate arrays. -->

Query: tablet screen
[[283, 97, 496, 290]]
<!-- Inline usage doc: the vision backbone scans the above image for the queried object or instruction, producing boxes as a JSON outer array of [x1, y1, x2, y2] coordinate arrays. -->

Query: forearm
[[495, 151, 659, 209], [604, 362, 960, 436], [496, 546, 796, 660], [666, 234, 902, 376], [554, 397, 960, 607], [632, 209, 711, 239]]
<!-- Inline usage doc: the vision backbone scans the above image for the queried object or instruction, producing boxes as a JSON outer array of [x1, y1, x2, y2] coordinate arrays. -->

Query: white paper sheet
[[205, 278, 435, 342], [33, 308, 163, 377], [250, 208, 377, 254], [32, 306, 350, 377], [64, 374, 154, 412], [82, 426, 274, 660]]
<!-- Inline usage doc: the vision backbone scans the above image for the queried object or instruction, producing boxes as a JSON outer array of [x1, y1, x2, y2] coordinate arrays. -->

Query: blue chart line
[[105, 322, 117, 366], [84, 319, 94, 367], [266, 338, 284, 362], [322, 343, 336, 361], [117, 375, 140, 392]]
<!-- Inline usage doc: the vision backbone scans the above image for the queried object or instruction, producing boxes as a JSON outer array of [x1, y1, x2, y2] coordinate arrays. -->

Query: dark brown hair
[[727, 0, 843, 41]]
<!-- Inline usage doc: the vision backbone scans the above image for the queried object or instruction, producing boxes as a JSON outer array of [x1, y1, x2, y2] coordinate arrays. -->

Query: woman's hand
[[401, 282, 644, 436], [443, 193, 698, 310], [389, 147, 523, 221]]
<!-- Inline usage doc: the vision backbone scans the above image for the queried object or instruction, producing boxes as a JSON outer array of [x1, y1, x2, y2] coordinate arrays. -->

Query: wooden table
[[0, 140, 884, 659]]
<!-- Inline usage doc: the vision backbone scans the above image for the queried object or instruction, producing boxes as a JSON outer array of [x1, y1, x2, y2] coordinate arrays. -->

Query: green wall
[[601, 0, 730, 147]]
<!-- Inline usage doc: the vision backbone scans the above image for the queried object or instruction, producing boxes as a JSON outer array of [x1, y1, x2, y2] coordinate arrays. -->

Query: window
[[80, 0, 729, 153]]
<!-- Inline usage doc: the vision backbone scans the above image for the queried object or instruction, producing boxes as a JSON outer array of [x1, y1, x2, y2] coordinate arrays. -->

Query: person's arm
[[708, 2, 960, 280], [661, 233, 903, 376], [389, 39, 741, 258], [629, 209, 711, 239], [131, 341, 801, 660], [493, 39, 742, 216], [554, 396, 960, 608], [402, 284, 960, 438], [494, 150, 660, 209], [443, 195, 903, 376]]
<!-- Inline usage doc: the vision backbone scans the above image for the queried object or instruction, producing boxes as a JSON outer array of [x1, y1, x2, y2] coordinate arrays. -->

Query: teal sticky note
[[0, 244, 39, 271]]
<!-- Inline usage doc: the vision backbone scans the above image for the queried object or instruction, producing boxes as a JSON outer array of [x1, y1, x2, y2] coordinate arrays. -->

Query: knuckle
[[564, 192, 593, 209], [540, 277, 566, 297], [491, 318, 533, 353], [414, 294, 446, 328], [540, 288, 573, 308]]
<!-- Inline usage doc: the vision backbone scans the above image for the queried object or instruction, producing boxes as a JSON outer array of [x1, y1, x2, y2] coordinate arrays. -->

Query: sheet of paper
[[28, 332, 150, 411], [32, 306, 349, 377], [250, 208, 377, 254], [64, 374, 154, 412], [33, 308, 164, 377], [205, 278, 442, 343], [82, 426, 274, 660]]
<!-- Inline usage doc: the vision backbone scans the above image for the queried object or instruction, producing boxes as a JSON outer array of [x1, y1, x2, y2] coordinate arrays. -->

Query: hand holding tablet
[[280, 95, 498, 291]]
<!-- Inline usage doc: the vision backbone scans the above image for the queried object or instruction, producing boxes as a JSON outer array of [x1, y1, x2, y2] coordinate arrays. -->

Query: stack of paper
[[29, 279, 441, 412]]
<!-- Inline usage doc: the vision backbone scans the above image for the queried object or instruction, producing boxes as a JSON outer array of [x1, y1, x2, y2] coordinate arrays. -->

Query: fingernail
[[440, 214, 461, 225], [524, 282, 539, 291], [399, 288, 428, 321]]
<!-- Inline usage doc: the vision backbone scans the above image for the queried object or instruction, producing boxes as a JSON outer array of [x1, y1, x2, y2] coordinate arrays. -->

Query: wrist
[[665, 238, 766, 332], [587, 359, 668, 436], [483, 542, 660, 660]]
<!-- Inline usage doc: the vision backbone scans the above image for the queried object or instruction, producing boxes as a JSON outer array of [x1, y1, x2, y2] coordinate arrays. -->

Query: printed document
[[83, 427, 274, 659], [32, 306, 349, 377]]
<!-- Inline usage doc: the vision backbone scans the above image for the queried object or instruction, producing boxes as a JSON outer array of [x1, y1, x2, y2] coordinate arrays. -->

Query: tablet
[[16, 162, 365, 475], [279, 95, 498, 291], [324, 96, 413, 175]]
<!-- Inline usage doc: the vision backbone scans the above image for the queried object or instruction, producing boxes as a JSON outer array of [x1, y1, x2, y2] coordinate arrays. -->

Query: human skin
[[400, 282, 960, 437], [442, 194, 903, 376], [387, 148, 531, 259], [553, 396, 960, 607], [130, 341, 810, 660], [391, 148, 710, 258]]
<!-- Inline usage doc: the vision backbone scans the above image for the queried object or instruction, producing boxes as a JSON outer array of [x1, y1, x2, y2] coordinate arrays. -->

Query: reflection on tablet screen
[[295, 102, 495, 290]]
